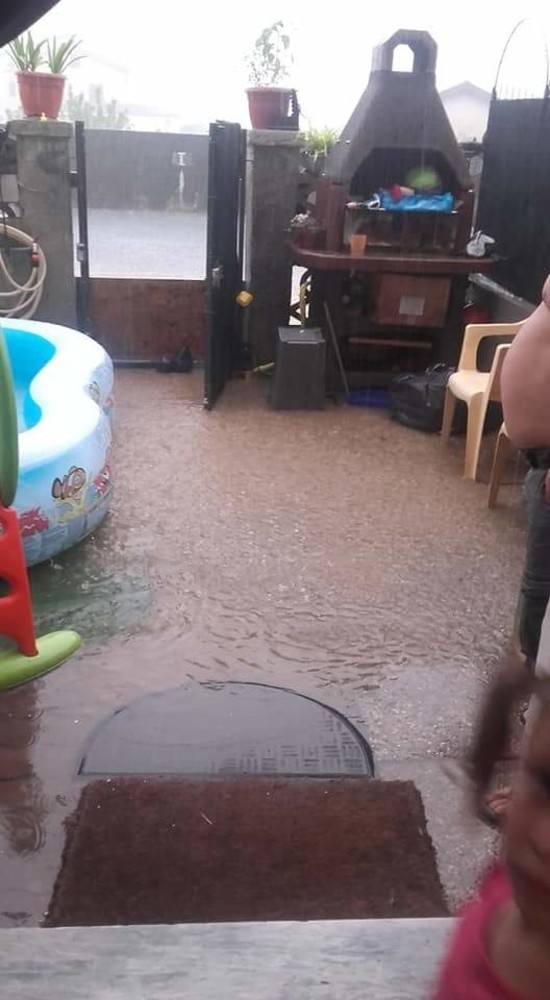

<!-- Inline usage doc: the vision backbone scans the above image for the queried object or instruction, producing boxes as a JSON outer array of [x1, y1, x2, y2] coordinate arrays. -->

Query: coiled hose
[[0, 226, 46, 319]]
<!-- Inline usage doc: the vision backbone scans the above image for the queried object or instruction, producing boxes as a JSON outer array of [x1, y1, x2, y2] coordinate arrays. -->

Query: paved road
[[74, 208, 207, 280]]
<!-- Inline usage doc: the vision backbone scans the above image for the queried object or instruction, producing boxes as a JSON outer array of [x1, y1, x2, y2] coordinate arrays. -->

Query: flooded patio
[[0, 370, 527, 925]]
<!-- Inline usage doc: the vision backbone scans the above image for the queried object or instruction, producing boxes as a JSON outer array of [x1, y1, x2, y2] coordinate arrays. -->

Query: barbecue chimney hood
[[324, 29, 471, 195]]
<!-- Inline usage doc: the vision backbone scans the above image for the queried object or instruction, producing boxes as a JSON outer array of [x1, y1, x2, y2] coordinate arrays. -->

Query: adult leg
[[517, 468, 550, 666]]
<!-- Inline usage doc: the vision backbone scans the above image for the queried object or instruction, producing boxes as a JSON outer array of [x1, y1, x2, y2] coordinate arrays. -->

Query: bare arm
[[501, 284, 550, 448]]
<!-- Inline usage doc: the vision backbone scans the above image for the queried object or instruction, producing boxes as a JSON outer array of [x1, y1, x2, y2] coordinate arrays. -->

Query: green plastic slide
[[0, 630, 81, 691]]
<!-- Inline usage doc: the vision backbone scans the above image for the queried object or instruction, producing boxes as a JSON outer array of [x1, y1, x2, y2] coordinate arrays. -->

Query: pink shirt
[[432, 865, 530, 1000]]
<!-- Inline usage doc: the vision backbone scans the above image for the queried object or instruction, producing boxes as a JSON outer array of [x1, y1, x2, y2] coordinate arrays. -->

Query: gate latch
[[211, 265, 224, 290]]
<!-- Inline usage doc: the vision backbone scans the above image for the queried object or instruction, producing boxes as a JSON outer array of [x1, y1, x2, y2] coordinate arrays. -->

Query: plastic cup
[[349, 234, 367, 255]]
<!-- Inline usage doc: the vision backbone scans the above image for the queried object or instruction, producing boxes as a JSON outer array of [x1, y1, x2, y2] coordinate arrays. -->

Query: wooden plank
[[0, 918, 452, 999], [86, 277, 206, 362]]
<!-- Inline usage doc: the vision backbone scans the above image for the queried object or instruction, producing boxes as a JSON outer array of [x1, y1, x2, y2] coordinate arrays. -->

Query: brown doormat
[[45, 777, 448, 926]]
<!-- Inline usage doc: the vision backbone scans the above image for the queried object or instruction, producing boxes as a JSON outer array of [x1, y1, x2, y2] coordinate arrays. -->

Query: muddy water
[[0, 371, 527, 923]]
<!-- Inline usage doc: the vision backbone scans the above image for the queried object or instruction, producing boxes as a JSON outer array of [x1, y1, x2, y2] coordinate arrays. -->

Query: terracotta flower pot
[[246, 87, 297, 129], [290, 227, 326, 250], [16, 71, 66, 120]]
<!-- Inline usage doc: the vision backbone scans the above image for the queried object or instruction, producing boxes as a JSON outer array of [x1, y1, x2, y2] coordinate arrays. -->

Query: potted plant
[[288, 212, 326, 250], [303, 126, 339, 176], [7, 32, 82, 120], [246, 21, 297, 130]]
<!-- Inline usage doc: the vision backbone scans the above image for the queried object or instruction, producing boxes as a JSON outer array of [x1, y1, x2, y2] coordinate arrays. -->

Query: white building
[[440, 81, 491, 144], [125, 104, 207, 133], [68, 52, 130, 107]]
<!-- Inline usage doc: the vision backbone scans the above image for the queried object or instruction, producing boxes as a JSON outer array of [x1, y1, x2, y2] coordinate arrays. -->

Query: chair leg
[[488, 428, 513, 508], [463, 394, 487, 480], [441, 388, 457, 445]]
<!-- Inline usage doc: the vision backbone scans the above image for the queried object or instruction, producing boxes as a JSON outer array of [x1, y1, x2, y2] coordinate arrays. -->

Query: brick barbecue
[[290, 29, 494, 388]]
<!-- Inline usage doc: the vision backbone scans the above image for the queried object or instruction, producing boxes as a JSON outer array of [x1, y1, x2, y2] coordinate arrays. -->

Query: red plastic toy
[[0, 503, 37, 657]]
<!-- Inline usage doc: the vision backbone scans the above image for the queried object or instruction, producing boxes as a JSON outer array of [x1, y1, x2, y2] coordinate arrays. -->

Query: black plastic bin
[[271, 327, 326, 410]]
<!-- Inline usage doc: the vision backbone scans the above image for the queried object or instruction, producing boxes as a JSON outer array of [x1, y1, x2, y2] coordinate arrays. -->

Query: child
[[432, 666, 550, 998]]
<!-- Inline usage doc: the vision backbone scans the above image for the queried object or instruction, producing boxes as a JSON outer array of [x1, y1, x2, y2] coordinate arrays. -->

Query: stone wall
[[9, 119, 76, 327], [245, 130, 301, 364]]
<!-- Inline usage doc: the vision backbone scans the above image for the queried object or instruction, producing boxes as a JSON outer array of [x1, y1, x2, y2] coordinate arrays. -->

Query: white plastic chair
[[441, 322, 523, 480]]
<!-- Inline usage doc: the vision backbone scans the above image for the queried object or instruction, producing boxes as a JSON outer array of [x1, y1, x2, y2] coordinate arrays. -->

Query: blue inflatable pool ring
[[4, 319, 114, 566]]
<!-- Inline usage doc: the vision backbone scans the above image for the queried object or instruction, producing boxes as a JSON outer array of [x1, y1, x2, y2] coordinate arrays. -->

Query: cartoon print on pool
[[90, 459, 112, 503], [51, 466, 87, 522], [87, 378, 114, 418], [87, 381, 101, 404], [18, 507, 50, 537]]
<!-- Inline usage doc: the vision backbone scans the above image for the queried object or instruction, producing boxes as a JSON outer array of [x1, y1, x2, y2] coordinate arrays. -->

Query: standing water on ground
[[0, 371, 526, 925]]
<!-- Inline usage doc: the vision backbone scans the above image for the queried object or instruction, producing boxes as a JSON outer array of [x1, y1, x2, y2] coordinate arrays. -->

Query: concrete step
[[0, 917, 452, 998]]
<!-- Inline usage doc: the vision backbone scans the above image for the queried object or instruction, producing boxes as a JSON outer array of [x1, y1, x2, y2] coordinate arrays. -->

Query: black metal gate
[[72, 120, 91, 333], [204, 121, 245, 409], [477, 97, 550, 304]]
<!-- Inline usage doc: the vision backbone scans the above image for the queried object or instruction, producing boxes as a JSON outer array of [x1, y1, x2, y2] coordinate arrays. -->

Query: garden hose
[[0, 226, 47, 319]]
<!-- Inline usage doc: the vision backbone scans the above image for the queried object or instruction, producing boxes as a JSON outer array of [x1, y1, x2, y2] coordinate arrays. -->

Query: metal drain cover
[[79, 682, 374, 778]]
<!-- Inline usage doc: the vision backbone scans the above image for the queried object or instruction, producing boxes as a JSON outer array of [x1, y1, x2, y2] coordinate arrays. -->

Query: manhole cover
[[79, 682, 374, 778]]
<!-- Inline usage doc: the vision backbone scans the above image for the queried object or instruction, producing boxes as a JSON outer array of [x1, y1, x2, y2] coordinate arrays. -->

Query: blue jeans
[[518, 468, 550, 662]]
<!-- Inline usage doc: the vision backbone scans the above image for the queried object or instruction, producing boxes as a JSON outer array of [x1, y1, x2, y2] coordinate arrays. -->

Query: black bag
[[389, 364, 466, 434]]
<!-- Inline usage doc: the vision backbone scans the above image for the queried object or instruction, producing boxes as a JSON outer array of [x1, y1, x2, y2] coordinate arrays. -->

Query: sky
[[10, 0, 550, 127]]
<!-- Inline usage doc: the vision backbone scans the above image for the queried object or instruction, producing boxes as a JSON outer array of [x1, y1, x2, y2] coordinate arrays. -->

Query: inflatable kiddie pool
[[4, 319, 114, 566]]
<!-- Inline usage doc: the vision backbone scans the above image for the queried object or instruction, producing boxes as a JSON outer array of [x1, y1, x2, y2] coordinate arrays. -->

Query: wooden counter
[[290, 244, 496, 276]]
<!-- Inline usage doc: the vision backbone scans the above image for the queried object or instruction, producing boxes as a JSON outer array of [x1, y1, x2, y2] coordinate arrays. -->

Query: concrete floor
[[0, 371, 528, 925]]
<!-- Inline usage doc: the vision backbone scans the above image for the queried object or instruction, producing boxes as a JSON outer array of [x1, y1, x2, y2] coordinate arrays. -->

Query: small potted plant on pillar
[[246, 21, 298, 130], [7, 32, 82, 120]]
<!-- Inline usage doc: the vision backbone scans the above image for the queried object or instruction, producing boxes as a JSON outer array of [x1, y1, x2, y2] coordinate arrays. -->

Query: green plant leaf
[[304, 126, 339, 160], [46, 35, 83, 75], [7, 32, 45, 72], [247, 21, 292, 87]]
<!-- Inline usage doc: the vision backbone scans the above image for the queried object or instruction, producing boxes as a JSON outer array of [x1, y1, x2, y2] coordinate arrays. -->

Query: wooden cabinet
[[374, 274, 451, 328]]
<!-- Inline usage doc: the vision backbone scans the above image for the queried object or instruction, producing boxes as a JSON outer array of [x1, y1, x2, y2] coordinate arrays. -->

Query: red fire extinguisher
[[463, 302, 490, 327]]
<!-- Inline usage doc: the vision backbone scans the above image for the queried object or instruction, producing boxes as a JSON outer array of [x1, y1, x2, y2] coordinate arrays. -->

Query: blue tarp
[[379, 192, 454, 213]]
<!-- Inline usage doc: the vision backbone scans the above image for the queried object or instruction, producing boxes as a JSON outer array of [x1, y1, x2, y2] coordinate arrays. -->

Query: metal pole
[[323, 300, 350, 398], [74, 120, 90, 333]]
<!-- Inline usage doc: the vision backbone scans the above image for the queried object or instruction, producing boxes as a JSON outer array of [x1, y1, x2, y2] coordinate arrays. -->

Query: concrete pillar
[[9, 119, 76, 327], [245, 130, 301, 364]]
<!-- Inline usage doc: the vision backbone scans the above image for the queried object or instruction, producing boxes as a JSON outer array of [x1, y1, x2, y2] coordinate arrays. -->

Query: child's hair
[[465, 661, 550, 820]]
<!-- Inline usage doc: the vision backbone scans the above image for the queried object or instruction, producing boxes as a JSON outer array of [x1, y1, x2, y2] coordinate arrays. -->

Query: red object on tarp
[[0, 504, 37, 656]]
